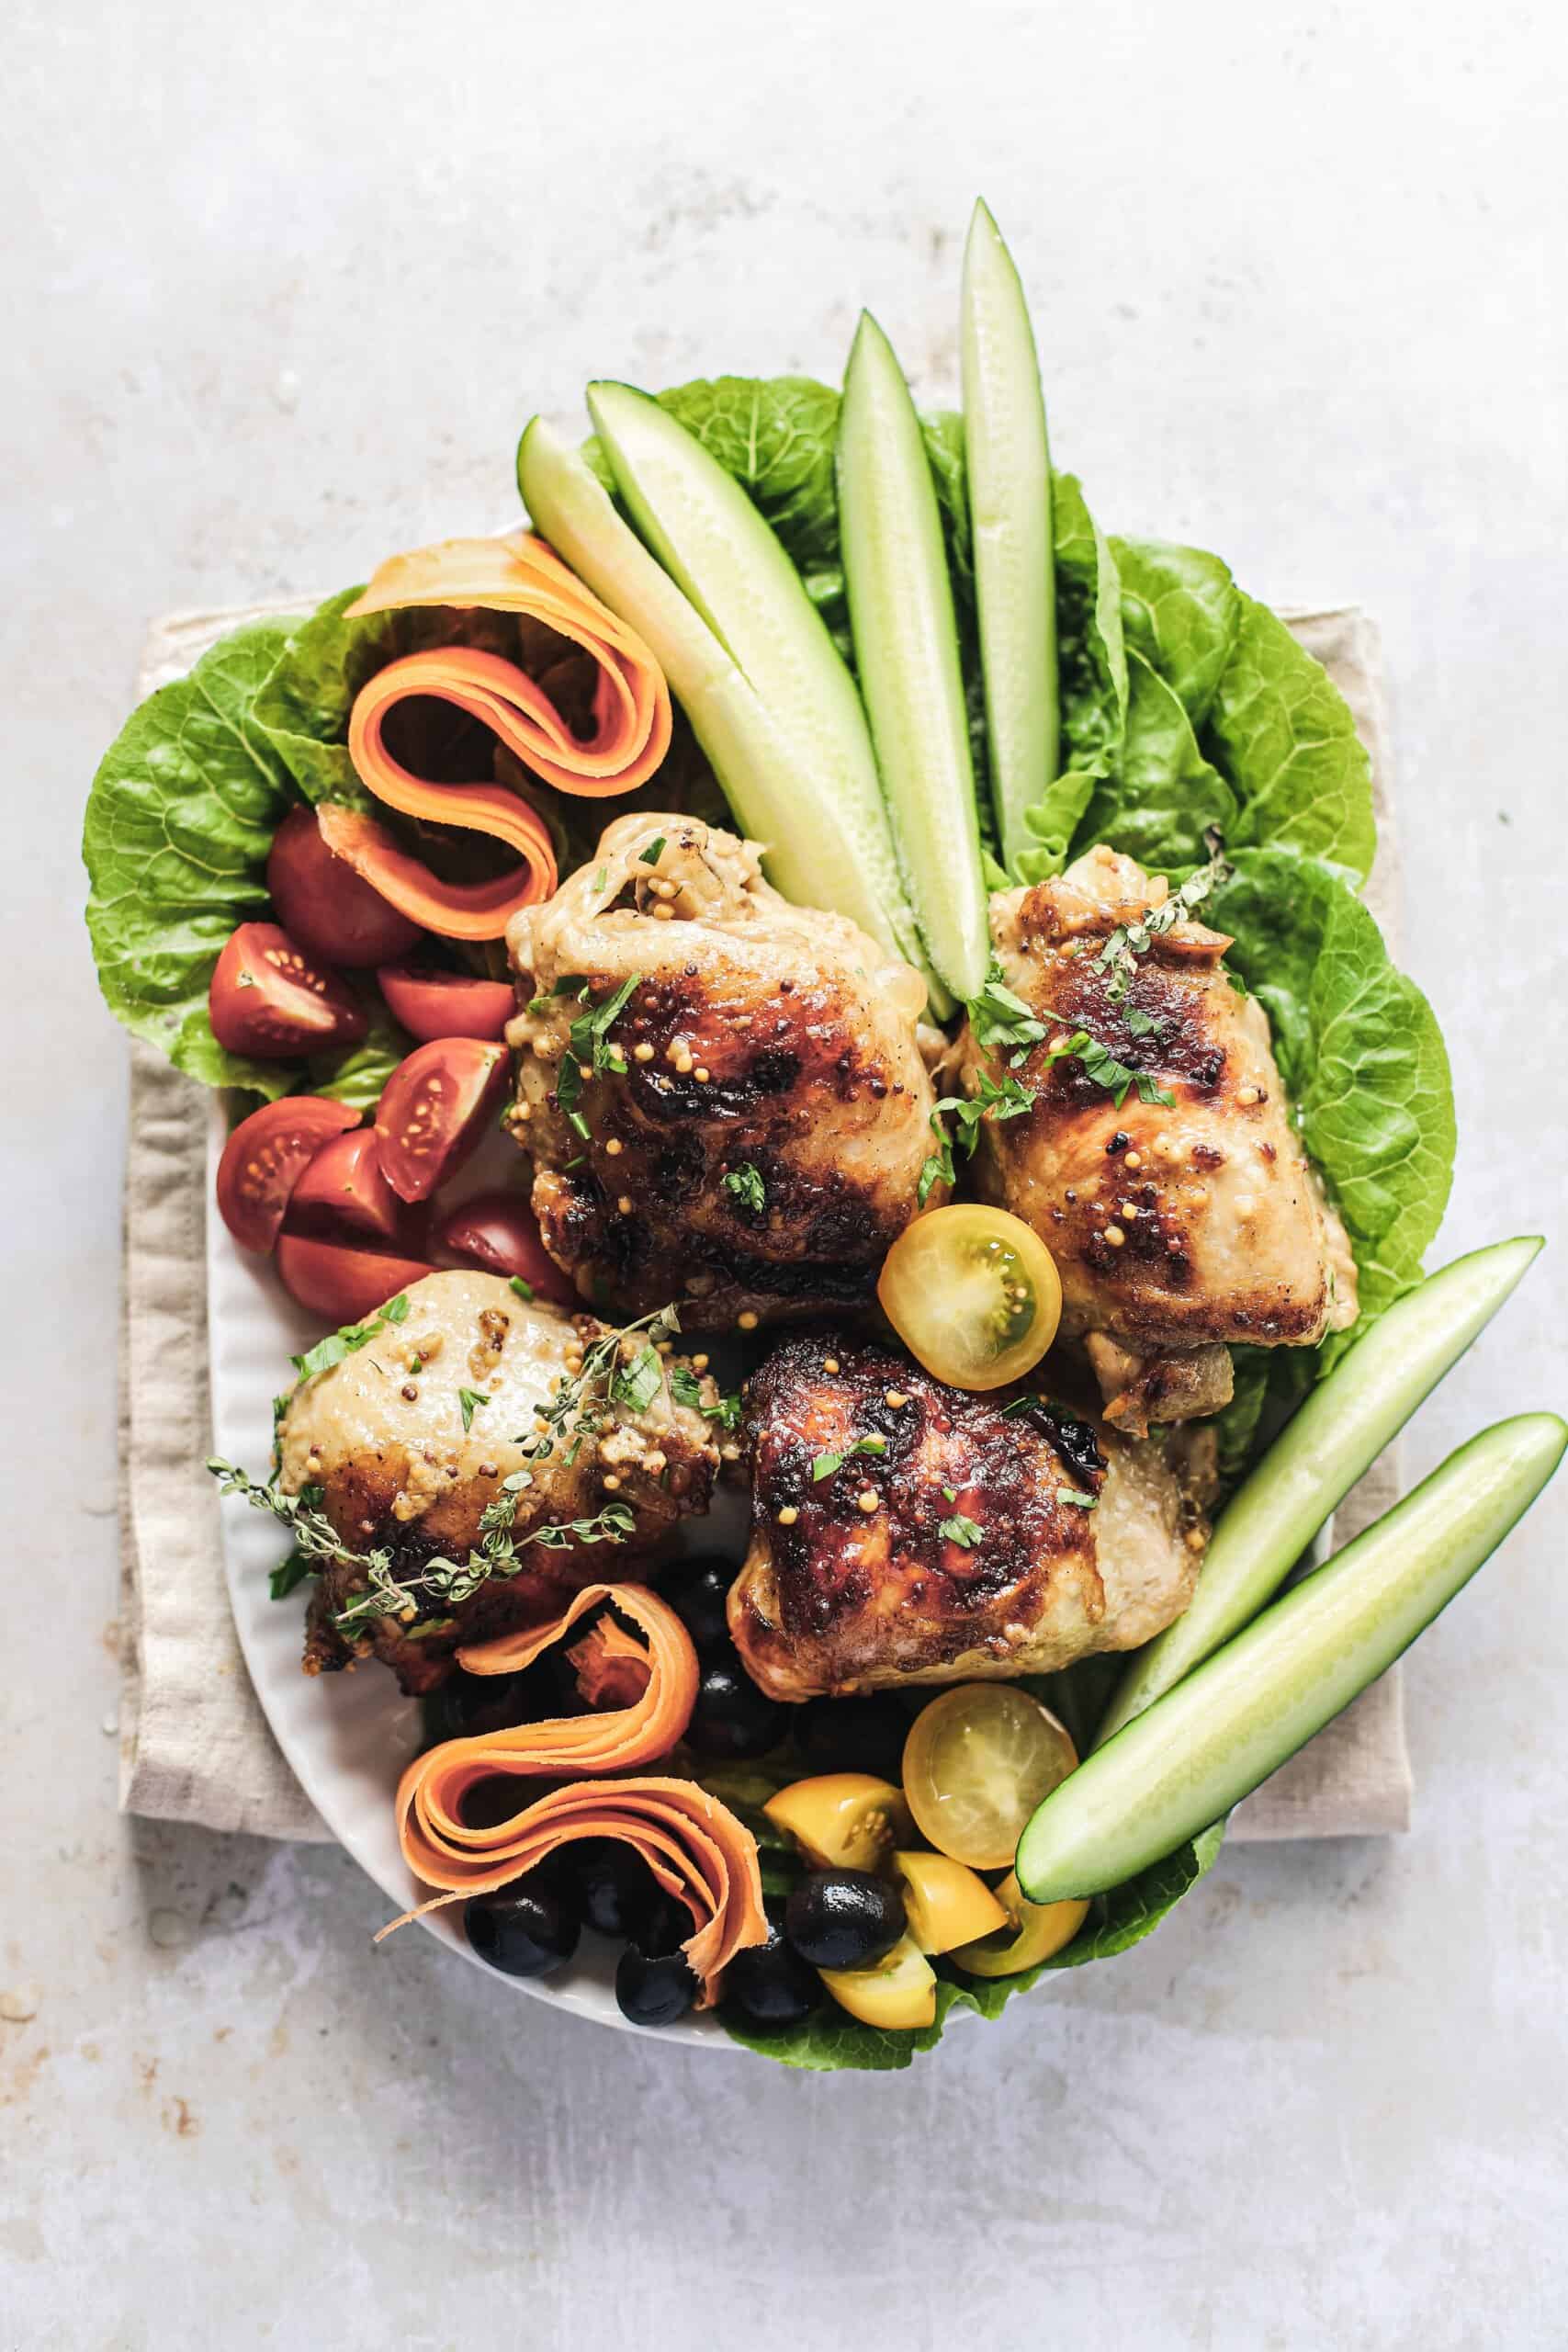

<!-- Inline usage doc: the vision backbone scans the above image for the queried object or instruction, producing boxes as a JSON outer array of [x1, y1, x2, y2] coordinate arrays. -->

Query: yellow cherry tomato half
[[892, 1850, 1010, 1954], [761, 1774, 915, 1872], [951, 1871, 1091, 1976], [876, 1204, 1062, 1391], [901, 1683, 1078, 1871], [818, 1934, 937, 2030]]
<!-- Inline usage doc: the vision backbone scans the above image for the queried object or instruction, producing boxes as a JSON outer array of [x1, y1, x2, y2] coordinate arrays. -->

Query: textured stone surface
[[4, 2, 1566, 2344]]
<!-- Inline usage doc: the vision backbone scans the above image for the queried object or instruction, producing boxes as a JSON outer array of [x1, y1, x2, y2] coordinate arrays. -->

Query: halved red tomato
[[285, 1126, 406, 1244], [374, 1039, 510, 1204], [434, 1189, 575, 1304], [215, 1097, 360, 1255], [378, 963, 515, 1044], [275, 1234, 432, 1325], [209, 923, 368, 1058], [266, 806, 423, 969]]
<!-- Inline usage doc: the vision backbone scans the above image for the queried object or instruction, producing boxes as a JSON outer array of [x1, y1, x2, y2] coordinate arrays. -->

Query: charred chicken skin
[[728, 1331, 1203, 1701], [503, 813, 941, 1330], [276, 1271, 719, 1691], [960, 846, 1357, 1432]]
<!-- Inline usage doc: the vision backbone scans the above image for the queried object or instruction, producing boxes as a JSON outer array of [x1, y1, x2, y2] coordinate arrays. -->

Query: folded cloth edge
[[116, 595, 1411, 1847]]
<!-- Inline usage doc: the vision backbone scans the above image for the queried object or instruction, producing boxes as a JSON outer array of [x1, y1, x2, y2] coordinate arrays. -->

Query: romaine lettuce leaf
[[84, 622, 305, 1096], [1210, 848, 1455, 1362], [724, 1822, 1225, 2071], [84, 611, 420, 1097], [1052, 471, 1128, 788], [1206, 594, 1376, 881], [1113, 535, 1240, 727], [1074, 646, 1237, 876]]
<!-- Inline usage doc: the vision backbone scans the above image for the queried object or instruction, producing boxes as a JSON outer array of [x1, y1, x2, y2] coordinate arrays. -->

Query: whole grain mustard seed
[[856, 1487, 879, 1513], [603, 1474, 621, 1491], [737, 1309, 760, 1331], [823, 1357, 840, 1374], [604, 1136, 623, 1157], [1104, 1225, 1126, 1247], [633, 1042, 655, 1062], [652, 901, 674, 921], [694, 1066, 711, 1083], [616, 1194, 634, 1215], [1123, 1149, 1143, 1170], [1186, 1526, 1207, 1552], [777, 1505, 799, 1526], [692, 1354, 710, 1374], [885, 1389, 908, 1408], [1237, 1084, 1262, 1106]]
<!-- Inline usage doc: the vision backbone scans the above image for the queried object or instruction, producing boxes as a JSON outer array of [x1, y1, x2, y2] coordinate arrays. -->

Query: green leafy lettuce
[[84, 604, 423, 1097], [725, 1820, 1225, 2072], [1210, 848, 1454, 1360]]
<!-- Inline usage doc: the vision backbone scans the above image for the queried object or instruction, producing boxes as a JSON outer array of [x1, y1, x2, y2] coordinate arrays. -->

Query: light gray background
[[5, 3, 1565, 2346]]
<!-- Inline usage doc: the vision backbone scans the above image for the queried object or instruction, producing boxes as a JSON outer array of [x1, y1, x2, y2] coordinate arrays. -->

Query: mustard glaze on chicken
[[960, 846, 1357, 1432], [728, 1331, 1203, 1701], [503, 813, 941, 1329]]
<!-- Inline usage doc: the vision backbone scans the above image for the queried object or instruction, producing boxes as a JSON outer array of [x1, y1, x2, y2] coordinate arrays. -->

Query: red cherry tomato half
[[285, 1126, 407, 1245], [266, 806, 423, 970], [377, 962, 516, 1044], [275, 1234, 433, 1327], [215, 1097, 360, 1255], [209, 923, 368, 1059], [434, 1190, 576, 1305], [374, 1039, 511, 1204]]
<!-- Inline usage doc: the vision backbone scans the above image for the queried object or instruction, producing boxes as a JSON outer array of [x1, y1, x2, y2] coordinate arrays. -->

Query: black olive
[[722, 1918, 824, 2031], [637, 1890, 694, 1959], [660, 1556, 737, 1655], [795, 1693, 911, 1779], [615, 1944, 699, 2028], [566, 1840, 666, 1943], [784, 1870, 905, 1972], [684, 1660, 787, 1760], [465, 1876, 581, 1978]]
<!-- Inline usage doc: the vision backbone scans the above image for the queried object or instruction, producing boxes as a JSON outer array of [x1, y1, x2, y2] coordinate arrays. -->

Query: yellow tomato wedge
[[951, 1871, 1090, 1975], [902, 1683, 1077, 1870], [893, 1850, 1009, 1954], [819, 1934, 937, 2030], [877, 1203, 1062, 1391], [762, 1774, 915, 1872]]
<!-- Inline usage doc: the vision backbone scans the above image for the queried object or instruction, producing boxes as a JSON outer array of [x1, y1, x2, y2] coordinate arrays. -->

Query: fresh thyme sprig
[[1092, 841, 1231, 1004]]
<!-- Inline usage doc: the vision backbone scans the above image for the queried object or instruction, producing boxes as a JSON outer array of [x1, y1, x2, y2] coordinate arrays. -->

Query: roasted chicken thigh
[[504, 813, 940, 1329], [728, 1332, 1203, 1700], [960, 846, 1357, 1431], [277, 1271, 719, 1690]]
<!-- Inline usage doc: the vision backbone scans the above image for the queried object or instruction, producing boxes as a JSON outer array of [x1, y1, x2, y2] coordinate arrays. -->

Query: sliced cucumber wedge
[[961, 200, 1057, 871], [1019, 1411, 1566, 1903], [837, 312, 990, 1001], [516, 415, 932, 989], [1095, 1235, 1544, 1746]]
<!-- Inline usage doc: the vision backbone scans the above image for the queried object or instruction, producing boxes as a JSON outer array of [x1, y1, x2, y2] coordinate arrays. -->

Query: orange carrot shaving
[[381, 1585, 767, 2004], [335, 532, 671, 940]]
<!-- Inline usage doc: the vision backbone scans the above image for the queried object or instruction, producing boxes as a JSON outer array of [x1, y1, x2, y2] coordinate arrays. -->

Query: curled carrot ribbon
[[330, 532, 672, 941], [379, 1584, 767, 2004]]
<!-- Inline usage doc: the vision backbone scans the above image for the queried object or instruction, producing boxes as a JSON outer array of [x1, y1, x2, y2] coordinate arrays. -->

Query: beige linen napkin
[[117, 602, 1411, 1845]]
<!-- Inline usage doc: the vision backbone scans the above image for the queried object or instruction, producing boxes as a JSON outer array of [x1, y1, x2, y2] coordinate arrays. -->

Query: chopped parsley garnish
[[939, 1513, 984, 1549], [457, 1387, 490, 1432], [921, 1066, 1039, 1203], [592, 865, 608, 891], [666, 1363, 743, 1431], [289, 1291, 411, 1384], [812, 1452, 843, 1481], [1055, 1486, 1099, 1510], [722, 1162, 767, 1215], [509, 1275, 535, 1303], [520, 1303, 681, 1469], [1041, 1021, 1176, 1111], [639, 835, 667, 865], [612, 1345, 665, 1415], [555, 972, 641, 1125]]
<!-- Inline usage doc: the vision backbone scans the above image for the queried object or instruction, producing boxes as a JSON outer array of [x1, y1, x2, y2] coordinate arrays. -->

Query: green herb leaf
[[268, 1548, 317, 1601], [612, 1346, 665, 1416], [722, 1162, 767, 1215], [1055, 1487, 1098, 1510], [457, 1387, 489, 1432], [938, 1513, 983, 1548], [812, 1452, 843, 1482], [639, 836, 667, 865], [288, 1295, 412, 1385], [509, 1275, 535, 1303]]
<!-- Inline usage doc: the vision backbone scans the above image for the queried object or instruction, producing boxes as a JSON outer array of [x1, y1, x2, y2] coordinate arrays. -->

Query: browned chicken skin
[[961, 847, 1357, 1430], [728, 1332, 1204, 1701], [276, 1272, 719, 1691], [503, 813, 940, 1330]]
